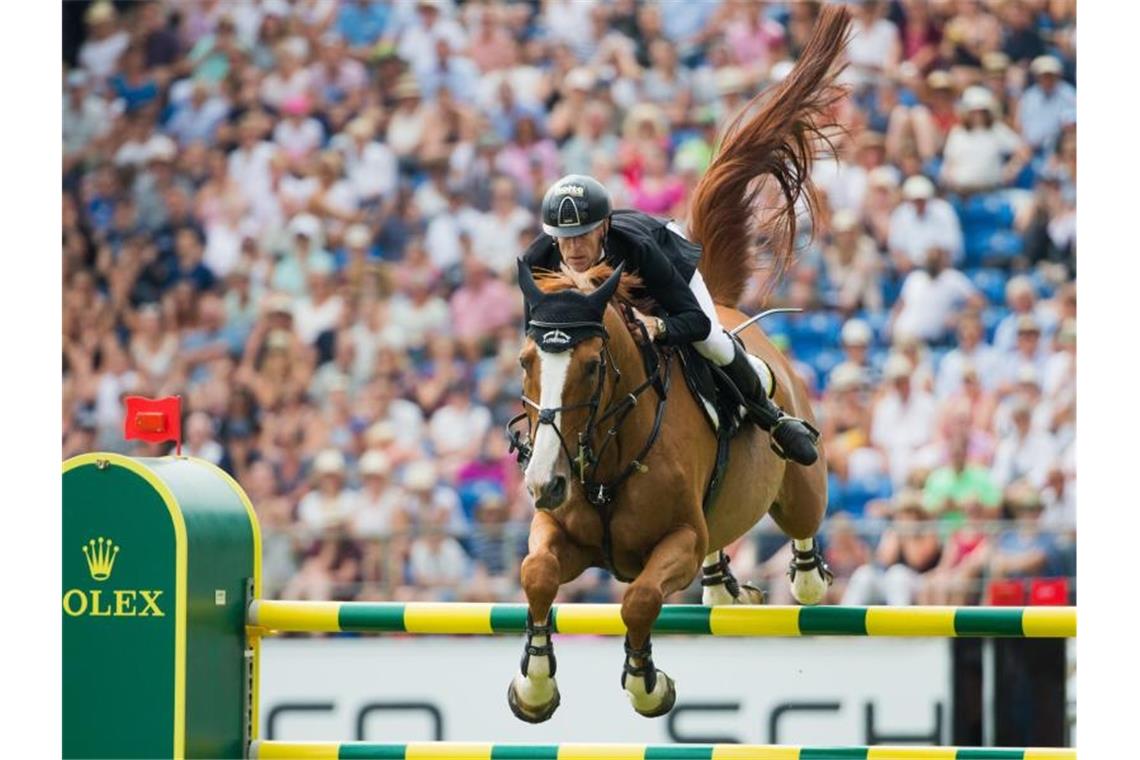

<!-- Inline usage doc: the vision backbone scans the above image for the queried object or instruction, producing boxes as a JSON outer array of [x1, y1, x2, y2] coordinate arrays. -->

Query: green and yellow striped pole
[[248, 742, 1076, 759], [248, 602, 1075, 638]]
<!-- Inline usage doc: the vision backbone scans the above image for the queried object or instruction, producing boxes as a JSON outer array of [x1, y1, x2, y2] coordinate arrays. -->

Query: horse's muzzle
[[533, 476, 567, 510]]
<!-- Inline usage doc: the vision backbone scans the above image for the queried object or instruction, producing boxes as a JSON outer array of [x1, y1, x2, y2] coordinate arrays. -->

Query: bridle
[[505, 309, 672, 509]]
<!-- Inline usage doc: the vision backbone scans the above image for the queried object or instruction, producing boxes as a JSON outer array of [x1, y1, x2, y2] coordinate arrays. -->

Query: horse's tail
[[690, 4, 851, 307]]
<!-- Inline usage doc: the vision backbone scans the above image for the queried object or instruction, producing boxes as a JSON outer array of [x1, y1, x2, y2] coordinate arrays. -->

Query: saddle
[[674, 343, 777, 516]]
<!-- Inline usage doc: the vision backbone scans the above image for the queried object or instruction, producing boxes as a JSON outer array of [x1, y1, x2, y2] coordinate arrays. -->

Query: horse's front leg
[[620, 525, 702, 717], [508, 511, 592, 723]]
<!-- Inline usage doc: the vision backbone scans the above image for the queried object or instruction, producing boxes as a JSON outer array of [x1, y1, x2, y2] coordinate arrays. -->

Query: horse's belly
[[704, 433, 784, 551]]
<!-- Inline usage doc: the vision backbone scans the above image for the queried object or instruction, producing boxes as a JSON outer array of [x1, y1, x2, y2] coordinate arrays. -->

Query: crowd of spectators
[[62, 0, 1076, 607]]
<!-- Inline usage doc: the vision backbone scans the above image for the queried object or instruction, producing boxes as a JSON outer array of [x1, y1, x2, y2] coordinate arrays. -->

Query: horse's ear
[[517, 259, 544, 305], [588, 262, 624, 311]]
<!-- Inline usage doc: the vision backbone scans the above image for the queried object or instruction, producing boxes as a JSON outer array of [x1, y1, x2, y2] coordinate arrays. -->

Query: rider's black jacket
[[520, 210, 710, 347]]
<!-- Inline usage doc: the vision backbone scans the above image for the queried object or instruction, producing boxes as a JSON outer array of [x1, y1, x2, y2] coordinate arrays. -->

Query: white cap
[[884, 353, 913, 380], [345, 224, 371, 249], [960, 85, 997, 114], [312, 449, 346, 476], [288, 213, 322, 239], [145, 135, 177, 163], [403, 460, 437, 491], [902, 174, 935, 201], [566, 67, 595, 91], [829, 363, 866, 391], [1030, 55, 1063, 76], [832, 209, 859, 233], [366, 421, 396, 445], [715, 66, 749, 95], [868, 165, 900, 190], [359, 450, 392, 477], [840, 318, 872, 346]]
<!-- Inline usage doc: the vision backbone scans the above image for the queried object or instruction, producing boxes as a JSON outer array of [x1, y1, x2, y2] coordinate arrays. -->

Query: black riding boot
[[720, 342, 820, 466]]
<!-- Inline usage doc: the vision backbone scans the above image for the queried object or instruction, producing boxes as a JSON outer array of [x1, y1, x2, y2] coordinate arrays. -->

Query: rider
[[520, 173, 819, 466]]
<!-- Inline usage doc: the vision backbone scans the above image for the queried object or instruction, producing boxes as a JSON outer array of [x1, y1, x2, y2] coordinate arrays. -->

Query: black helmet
[[540, 174, 612, 238]]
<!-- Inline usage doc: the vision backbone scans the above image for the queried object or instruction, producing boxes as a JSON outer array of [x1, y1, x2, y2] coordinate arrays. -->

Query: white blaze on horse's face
[[524, 348, 572, 508]]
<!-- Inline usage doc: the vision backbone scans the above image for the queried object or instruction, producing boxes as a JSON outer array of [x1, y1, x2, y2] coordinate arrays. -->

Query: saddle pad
[[676, 345, 774, 433]]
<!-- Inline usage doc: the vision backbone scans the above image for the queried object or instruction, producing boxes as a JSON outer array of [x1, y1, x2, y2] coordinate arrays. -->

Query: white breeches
[[688, 269, 736, 367]]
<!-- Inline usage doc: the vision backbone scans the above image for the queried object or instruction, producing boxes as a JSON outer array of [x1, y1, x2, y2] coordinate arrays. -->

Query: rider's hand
[[629, 307, 659, 341]]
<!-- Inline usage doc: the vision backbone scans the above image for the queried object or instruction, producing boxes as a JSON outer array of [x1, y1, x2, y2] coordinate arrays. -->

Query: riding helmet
[[540, 174, 613, 238]]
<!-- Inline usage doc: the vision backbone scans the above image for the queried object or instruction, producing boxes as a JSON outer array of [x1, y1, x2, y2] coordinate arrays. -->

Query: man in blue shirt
[[336, 0, 390, 50], [1018, 56, 1076, 151]]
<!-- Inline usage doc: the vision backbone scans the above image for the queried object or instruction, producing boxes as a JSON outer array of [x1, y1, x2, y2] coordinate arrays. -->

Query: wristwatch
[[654, 317, 667, 343]]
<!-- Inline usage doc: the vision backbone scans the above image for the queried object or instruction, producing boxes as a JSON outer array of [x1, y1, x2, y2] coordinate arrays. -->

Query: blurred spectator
[[842, 491, 941, 606], [408, 508, 470, 599], [1018, 56, 1076, 151], [822, 210, 883, 315], [78, 2, 130, 84], [350, 451, 407, 539], [989, 482, 1064, 580], [297, 449, 357, 533], [871, 353, 937, 487], [991, 397, 1056, 489], [923, 435, 1002, 526], [888, 175, 963, 271], [890, 246, 982, 343], [935, 312, 1001, 397], [940, 86, 1030, 195], [918, 492, 994, 605]]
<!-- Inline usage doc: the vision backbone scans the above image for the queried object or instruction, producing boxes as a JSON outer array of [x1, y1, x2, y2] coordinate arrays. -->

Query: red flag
[[123, 396, 183, 455]]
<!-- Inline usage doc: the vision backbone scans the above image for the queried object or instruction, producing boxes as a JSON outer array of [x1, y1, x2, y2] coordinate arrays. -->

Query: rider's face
[[556, 223, 606, 273]]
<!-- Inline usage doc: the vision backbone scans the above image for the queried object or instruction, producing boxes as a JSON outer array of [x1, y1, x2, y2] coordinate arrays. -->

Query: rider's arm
[[629, 240, 711, 347]]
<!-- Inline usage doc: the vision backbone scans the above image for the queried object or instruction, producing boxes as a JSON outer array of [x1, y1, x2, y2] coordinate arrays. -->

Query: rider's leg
[[687, 270, 820, 466]]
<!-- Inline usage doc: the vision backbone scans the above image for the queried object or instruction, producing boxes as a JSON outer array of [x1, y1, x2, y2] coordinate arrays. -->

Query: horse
[[504, 6, 851, 721]]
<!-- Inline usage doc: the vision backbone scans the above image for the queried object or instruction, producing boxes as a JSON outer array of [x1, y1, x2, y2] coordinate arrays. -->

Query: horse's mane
[[532, 264, 648, 310], [689, 4, 851, 307]]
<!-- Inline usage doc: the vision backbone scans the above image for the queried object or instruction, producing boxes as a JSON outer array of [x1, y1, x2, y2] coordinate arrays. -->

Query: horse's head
[[515, 260, 626, 510]]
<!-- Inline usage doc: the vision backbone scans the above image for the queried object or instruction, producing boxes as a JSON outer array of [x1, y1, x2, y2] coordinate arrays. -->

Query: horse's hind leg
[[770, 460, 832, 605], [508, 511, 593, 723], [620, 525, 702, 717], [701, 551, 765, 605]]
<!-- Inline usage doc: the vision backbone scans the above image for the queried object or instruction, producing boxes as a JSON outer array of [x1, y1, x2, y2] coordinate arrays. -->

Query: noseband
[[505, 311, 672, 508]]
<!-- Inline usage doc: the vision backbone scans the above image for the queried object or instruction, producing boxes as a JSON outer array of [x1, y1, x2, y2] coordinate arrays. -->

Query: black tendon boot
[[720, 341, 820, 466]]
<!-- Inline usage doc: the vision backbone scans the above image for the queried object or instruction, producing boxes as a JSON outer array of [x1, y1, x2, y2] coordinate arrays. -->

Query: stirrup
[[768, 415, 820, 460], [787, 542, 834, 586]]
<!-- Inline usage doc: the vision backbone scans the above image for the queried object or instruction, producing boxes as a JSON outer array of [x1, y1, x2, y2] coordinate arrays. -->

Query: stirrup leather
[[787, 542, 834, 586]]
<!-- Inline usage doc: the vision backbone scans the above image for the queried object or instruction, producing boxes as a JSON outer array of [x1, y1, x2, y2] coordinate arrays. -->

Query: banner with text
[[261, 637, 950, 745]]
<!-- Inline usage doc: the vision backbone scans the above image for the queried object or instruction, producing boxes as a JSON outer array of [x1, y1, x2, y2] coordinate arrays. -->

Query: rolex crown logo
[[83, 537, 120, 581]]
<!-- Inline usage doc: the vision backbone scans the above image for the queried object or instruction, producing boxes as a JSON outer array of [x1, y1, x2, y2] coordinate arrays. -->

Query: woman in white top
[[940, 87, 1031, 195]]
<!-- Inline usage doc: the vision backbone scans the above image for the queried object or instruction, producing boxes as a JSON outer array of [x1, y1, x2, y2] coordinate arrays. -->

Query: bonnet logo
[[542, 329, 573, 346]]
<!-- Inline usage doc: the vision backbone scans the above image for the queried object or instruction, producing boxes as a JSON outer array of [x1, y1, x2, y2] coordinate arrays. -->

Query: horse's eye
[[585, 359, 601, 375]]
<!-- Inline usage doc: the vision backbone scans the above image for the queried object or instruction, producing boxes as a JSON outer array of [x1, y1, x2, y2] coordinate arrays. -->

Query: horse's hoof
[[630, 670, 676, 718], [735, 583, 767, 605], [507, 677, 560, 723]]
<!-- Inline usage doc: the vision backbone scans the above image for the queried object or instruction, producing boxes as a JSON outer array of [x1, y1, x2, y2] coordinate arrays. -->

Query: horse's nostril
[[535, 476, 567, 509]]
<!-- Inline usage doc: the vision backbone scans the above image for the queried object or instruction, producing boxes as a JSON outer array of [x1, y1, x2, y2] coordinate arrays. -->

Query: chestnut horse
[[506, 6, 850, 721]]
